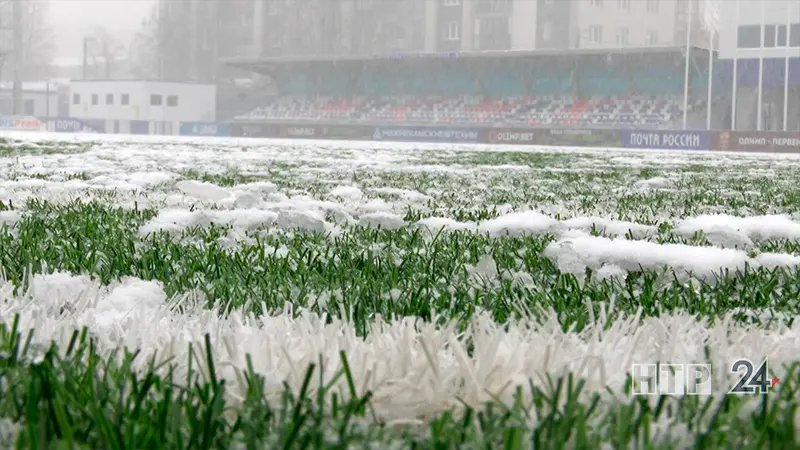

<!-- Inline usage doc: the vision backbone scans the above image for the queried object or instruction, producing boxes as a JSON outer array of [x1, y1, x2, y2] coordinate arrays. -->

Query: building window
[[167, 95, 179, 107], [737, 25, 761, 48], [589, 26, 603, 43], [616, 27, 629, 45], [778, 25, 787, 47], [446, 22, 460, 40], [72, 93, 80, 105], [764, 24, 776, 47], [618, 0, 630, 10], [444, 0, 460, 5], [239, 10, 253, 27], [791, 23, 800, 47], [121, 94, 130, 105], [646, 30, 658, 45], [646, 0, 659, 13], [150, 94, 162, 106], [542, 21, 552, 42], [106, 94, 114, 105], [24, 99, 34, 115], [590, 0, 602, 6], [267, 1, 279, 16], [91, 94, 98, 105]]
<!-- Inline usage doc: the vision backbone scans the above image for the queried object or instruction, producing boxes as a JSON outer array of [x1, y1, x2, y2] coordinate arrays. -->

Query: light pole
[[12, 0, 22, 115], [45, 80, 50, 129], [82, 36, 98, 80]]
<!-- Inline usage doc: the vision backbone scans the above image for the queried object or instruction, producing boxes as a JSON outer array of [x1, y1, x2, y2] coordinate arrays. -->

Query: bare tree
[[0, 0, 53, 80], [90, 27, 126, 79], [129, 2, 206, 82], [20, 0, 53, 79], [128, 5, 163, 79]]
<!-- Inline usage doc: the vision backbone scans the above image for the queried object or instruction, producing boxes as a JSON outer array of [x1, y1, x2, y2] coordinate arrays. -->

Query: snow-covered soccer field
[[1, 132, 799, 447]]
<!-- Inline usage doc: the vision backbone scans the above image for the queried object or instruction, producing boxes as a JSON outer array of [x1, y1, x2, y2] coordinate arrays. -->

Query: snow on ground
[[2, 272, 799, 424], [3, 132, 800, 424]]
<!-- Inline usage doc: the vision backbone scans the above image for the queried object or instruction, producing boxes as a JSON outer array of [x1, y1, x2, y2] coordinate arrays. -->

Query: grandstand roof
[[224, 45, 693, 73]]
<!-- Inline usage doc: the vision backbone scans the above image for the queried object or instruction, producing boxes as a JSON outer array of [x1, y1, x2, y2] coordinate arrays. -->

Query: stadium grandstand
[[227, 47, 715, 130]]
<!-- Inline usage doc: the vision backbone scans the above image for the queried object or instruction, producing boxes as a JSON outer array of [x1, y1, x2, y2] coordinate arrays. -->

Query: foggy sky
[[50, 0, 154, 61]]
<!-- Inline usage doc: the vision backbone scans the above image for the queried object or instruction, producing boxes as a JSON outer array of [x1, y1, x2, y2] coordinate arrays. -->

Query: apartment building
[[162, 0, 717, 67], [715, 0, 799, 131], [157, 0, 258, 82], [718, 0, 799, 60], [257, 0, 429, 57], [457, 0, 715, 52]]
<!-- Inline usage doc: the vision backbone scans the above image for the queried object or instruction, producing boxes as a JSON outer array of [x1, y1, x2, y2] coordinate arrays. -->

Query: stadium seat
[[235, 64, 696, 129]]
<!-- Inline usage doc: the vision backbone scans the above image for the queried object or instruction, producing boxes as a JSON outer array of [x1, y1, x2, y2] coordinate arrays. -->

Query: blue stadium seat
[[633, 70, 683, 95], [580, 69, 628, 96], [531, 75, 572, 96], [484, 73, 526, 97]]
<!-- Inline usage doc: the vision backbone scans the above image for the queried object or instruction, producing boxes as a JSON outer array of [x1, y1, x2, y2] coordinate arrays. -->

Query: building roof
[[67, 79, 217, 87], [223, 45, 694, 72], [51, 56, 129, 68], [0, 80, 70, 92]]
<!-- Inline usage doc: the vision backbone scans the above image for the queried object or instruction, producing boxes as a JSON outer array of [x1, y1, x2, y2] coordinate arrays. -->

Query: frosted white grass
[[1, 272, 798, 427]]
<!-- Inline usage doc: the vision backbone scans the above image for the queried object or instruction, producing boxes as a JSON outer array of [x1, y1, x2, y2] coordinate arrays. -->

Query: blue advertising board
[[180, 122, 231, 137], [372, 126, 482, 144], [51, 118, 102, 133], [130, 121, 149, 135], [622, 130, 710, 151], [0, 116, 41, 131]]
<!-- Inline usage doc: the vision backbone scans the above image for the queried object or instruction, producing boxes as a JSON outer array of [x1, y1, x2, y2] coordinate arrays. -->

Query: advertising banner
[[0, 116, 41, 131], [622, 130, 710, 151], [372, 126, 483, 143], [231, 123, 283, 138], [486, 128, 538, 145], [534, 128, 622, 147], [713, 131, 800, 153], [84, 119, 106, 133], [130, 120, 149, 135], [50, 118, 102, 133], [282, 125, 320, 138], [180, 122, 231, 137], [320, 124, 373, 140]]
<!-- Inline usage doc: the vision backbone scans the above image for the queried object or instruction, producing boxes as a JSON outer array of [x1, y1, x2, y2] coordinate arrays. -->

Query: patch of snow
[[676, 214, 800, 242], [176, 180, 230, 202], [415, 217, 477, 233], [359, 212, 405, 230], [634, 177, 672, 189], [478, 211, 560, 237], [330, 185, 363, 201], [544, 234, 800, 280]]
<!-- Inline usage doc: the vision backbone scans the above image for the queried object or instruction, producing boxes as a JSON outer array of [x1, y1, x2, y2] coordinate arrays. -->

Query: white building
[[0, 81, 64, 119], [718, 0, 799, 60], [716, 0, 799, 131], [68, 80, 216, 135]]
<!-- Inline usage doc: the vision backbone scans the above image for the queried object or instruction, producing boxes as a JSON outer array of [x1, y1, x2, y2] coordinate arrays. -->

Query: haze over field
[[49, 0, 153, 60]]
